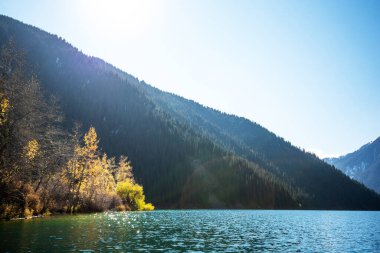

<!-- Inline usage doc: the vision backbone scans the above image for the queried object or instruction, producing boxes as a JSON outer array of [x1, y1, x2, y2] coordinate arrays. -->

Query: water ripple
[[1, 210, 380, 252]]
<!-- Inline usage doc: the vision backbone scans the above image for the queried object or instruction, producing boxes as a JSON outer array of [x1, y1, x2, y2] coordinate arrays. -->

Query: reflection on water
[[1, 210, 380, 252]]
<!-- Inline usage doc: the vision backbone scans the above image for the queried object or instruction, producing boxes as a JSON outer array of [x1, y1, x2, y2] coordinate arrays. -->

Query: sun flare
[[78, 0, 158, 37]]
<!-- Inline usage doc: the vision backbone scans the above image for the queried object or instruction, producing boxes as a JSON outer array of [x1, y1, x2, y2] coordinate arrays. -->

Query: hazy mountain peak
[[325, 136, 380, 193]]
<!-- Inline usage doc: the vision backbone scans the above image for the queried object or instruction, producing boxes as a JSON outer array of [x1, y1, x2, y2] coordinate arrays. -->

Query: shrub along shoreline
[[1, 127, 154, 221]]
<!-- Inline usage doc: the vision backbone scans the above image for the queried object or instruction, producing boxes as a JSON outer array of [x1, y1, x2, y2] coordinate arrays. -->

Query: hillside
[[325, 137, 380, 193], [1, 15, 379, 210]]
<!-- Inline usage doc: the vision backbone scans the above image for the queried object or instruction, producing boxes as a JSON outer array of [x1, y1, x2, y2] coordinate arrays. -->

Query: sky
[[1, 0, 379, 158]]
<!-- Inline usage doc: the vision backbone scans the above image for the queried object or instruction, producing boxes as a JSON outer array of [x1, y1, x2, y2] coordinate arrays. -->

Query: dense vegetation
[[0, 42, 153, 219], [0, 15, 379, 211], [140, 85, 380, 209]]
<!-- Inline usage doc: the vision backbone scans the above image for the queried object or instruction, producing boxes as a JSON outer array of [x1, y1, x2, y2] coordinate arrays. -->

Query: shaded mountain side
[[0, 15, 300, 209], [134, 82, 380, 209], [325, 137, 380, 193], [1, 15, 379, 209]]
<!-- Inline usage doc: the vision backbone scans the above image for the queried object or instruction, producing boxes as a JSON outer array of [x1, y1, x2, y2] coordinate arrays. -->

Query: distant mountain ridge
[[325, 137, 380, 193], [1, 14, 379, 209]]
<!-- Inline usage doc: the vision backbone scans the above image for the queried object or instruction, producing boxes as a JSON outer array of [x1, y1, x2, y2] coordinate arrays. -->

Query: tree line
[[0, 17, 303, 209]]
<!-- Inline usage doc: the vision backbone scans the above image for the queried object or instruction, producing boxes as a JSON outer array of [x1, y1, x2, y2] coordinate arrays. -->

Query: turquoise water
[[1, 210, 379, 252]]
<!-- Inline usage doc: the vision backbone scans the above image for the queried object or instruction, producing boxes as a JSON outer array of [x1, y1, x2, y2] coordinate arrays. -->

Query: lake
[[1, 210, 379, 252]]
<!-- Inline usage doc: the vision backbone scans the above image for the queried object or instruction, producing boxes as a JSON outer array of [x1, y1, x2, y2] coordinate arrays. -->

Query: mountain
[[325, 137, 380, 193], [1, 15, 379, 210]]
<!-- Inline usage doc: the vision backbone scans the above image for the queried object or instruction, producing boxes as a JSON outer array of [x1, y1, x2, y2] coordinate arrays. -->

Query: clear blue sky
[[1, 0, 379, 158]]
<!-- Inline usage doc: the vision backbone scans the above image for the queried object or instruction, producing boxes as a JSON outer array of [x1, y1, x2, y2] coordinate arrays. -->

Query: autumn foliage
[[63, 127, 154, 213], [0, 42, 153, 219]]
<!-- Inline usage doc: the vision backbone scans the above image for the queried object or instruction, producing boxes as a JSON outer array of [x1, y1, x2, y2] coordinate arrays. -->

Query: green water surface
[[1, 210, 380, 252]]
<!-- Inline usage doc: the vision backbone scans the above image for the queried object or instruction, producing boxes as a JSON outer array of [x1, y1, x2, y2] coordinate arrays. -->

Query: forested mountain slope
[[325, 137, 380, 193], [1, 15, 379, 209]]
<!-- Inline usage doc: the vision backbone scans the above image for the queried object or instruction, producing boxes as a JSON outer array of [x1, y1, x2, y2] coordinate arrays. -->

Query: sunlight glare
[[78, 0, 158, 38]]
